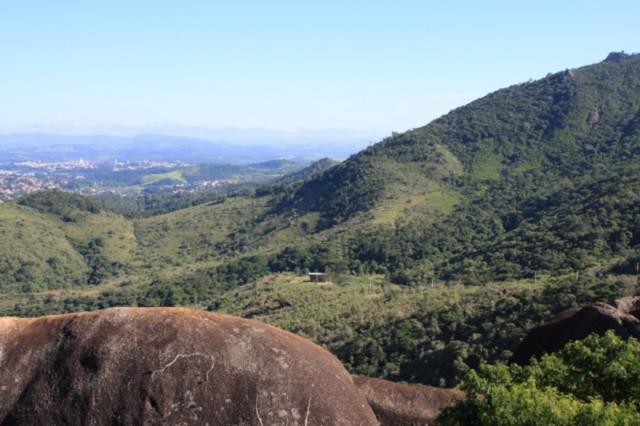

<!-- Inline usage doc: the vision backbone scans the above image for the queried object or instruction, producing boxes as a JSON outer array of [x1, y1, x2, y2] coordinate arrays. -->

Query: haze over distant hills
[[0, 131, 374, 163]]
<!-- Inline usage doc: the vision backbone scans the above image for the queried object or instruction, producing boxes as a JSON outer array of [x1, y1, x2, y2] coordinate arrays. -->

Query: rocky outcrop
[[587, 110, 602, 127], [512, 296, 640, 364], [604, 51, 632, 62], [0, 308, 378, 425], [353, 376, 463, 426]]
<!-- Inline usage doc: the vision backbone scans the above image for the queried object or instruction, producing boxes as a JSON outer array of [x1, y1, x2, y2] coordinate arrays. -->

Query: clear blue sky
[[0, 1, 638, 139]]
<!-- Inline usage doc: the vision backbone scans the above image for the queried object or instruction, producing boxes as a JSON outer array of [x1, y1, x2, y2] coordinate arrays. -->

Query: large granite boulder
[[353, 376, 463, 426], [512, 296, 640, 364], [0, 307, 378, 425]]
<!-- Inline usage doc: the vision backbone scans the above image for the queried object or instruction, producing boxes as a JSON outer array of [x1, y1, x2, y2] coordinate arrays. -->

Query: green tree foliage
[[439, 332, 640, 425], [74, 238, 124, 285], [264, 163, 639, 284], [334, 277, 628, 386], [19, 190, 101, 222], [275, 54, 640, 281]]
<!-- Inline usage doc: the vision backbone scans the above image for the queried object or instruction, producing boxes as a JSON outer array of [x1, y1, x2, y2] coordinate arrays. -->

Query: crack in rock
[[153, 352, 216, 382]]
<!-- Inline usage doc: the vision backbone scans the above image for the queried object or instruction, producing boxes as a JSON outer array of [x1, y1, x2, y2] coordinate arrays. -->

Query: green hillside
[[141, 170, 187, 186], [2, 54, 639, 294], [275, 158, 340, 186], [274, 53, 640, 283], [1, 53, 639, 393], [288, 54, 640, 224], [0, 192, 135, 293]]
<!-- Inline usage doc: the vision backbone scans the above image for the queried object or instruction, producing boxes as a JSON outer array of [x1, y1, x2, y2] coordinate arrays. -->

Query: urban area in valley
[[0, 158, 309, 201]]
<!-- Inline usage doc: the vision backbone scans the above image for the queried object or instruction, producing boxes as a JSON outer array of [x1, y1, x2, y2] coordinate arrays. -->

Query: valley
[[1, 52, 640, 424]]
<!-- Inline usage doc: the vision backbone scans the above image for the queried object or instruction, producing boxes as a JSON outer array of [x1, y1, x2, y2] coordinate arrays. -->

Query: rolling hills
[[0, 52, 639, 388], [2, 52, 639, 298]]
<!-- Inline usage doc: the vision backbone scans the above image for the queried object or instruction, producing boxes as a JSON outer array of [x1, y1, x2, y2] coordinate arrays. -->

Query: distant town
[[0, 160, 201, 201], [0, 158, 301, 201]]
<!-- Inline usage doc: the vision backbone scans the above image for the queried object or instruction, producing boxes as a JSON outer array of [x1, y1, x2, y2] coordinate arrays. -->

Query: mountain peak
[[604, 51, 634, 62]]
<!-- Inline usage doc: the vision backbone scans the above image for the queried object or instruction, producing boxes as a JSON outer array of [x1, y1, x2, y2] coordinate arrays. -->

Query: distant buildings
[[0, 172, 59, 201], [308, 272, 328, 283], [0, 159, 237, 201], [15, 159, 96, 170]]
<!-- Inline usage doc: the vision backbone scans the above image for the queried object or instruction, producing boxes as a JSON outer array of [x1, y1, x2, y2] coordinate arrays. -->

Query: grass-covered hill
[[0, 192, 136, 293]]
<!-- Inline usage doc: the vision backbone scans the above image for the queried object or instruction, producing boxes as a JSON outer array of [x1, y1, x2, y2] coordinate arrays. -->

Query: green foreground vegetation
[[2, 269, 634, 390], [440, 331, 640, 425]]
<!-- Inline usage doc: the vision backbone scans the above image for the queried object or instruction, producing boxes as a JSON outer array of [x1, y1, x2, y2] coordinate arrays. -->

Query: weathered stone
[[353, 376, 463, 426], [0, 308, 378, 425], [511, 296, 640, 364]]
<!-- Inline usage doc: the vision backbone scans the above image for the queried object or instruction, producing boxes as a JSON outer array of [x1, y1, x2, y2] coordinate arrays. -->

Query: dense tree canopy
[[439, 332, 640, 425]]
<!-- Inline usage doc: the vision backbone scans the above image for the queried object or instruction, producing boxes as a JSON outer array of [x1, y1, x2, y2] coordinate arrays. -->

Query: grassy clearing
[[471, 140, 503, 180], [141, 170, 187, 185], [435, 143, 464, 176], [371, 178, 461, 225]]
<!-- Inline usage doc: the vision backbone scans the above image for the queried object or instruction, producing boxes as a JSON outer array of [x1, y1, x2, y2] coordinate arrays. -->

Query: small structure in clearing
[[308, 272, 328, 283]]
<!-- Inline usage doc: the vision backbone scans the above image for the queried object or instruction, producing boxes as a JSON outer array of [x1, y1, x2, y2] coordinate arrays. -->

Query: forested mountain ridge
[[287, 52, 640, 225], [267, 53, 640, 283]]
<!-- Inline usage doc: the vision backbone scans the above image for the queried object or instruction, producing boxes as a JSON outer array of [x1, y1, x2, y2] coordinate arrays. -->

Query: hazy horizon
[[0, 125, 385, 147], [2, 1, 638, 141]]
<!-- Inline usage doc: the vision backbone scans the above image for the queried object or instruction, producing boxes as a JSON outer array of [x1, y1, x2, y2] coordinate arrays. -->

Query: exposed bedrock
[[353, 376, 463, 426], [0, 308, 378, 425], [512, 296, 640, 364]]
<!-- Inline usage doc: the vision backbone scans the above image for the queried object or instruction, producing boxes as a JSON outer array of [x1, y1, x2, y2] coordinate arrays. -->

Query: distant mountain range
[[0, 133, 371, 163]]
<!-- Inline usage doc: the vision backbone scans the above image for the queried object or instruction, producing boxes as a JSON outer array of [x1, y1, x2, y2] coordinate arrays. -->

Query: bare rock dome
[[0, 308, 378, 425]]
